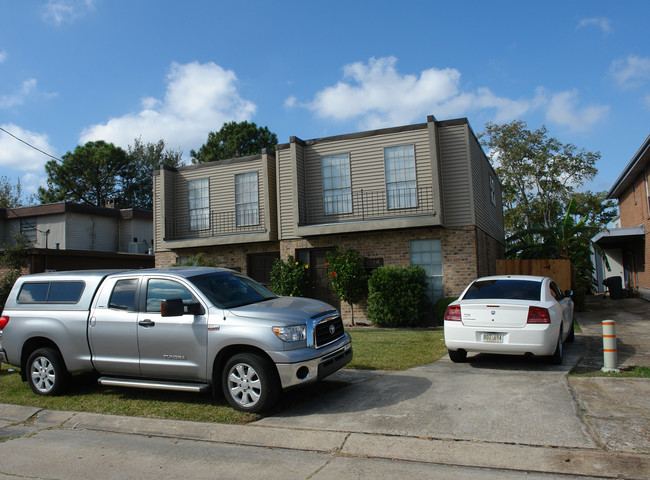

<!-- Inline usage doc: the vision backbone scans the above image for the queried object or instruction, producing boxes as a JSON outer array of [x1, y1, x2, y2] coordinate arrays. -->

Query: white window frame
[[235, 171, 259, 227], [410, 238, 443, 302], [384, 144, 417, 209], [188, 178, 210, 231], [322, 153, 352, 215]]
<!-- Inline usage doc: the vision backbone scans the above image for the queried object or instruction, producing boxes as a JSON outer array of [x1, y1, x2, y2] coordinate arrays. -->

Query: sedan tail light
[[527, 306, 550, 324], [0, 315, 8, 330], [444, 305, 461, 322]]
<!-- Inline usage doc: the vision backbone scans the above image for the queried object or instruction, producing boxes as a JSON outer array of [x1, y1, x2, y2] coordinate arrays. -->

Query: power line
[[0, 126, 62, 162]]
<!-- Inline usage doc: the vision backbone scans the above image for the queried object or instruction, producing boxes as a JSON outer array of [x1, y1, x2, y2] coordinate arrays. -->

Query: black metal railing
[[300, 186, 434, 226], [165, 209, 265, 241]]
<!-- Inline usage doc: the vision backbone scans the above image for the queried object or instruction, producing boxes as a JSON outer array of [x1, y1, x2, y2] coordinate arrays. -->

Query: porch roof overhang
[[592, 225, 645, 248]]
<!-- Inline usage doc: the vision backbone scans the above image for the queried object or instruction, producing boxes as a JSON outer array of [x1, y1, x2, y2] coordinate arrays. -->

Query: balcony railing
[[300, 186, 435, 226], [165, 209, 265, 241]]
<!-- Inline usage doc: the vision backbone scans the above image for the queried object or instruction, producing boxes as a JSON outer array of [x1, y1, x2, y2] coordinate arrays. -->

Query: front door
[[299, 248, 340, 309], [248, 252, 280, 287]]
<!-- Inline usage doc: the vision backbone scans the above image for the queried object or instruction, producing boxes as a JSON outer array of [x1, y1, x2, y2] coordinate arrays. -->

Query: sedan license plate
[[482, 332, 504, 343]]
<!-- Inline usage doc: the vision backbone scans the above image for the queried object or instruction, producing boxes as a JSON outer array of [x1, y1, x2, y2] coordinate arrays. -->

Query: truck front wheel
[[26, 347, 68, 396], [222, 353, 280, 413]]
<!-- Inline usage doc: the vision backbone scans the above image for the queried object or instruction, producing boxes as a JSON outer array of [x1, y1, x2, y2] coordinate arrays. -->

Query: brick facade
[[155, 241, 280, 272], [156, 226, 504, 324], [617, 176, 649, 294]]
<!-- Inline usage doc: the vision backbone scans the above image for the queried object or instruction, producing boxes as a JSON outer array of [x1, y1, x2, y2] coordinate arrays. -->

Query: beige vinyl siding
[[170, 157, 266, 233], [277, 146, 297, 239], [439, 124, 474, 226], [300, 128, 433, 214], [469, 132, 505, 243], [152, 172, 163, 249], [265, 153, 278, 239]]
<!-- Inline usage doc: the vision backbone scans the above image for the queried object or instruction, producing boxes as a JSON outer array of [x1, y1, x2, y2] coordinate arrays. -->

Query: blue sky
[[1, 0, 649, 200]]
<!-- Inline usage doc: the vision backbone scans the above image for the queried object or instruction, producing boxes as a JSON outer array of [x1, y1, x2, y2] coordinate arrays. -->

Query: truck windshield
[[191, 272, 277, 309]]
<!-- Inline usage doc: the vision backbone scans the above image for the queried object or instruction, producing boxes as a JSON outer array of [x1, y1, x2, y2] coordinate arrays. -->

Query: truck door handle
[[138, 319, 155, 327]]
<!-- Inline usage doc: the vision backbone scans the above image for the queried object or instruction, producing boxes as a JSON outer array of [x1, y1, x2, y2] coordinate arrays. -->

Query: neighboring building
[[0, 202, 155, 273], [592, 134, 649, 301], [154, 115, 505, 320]]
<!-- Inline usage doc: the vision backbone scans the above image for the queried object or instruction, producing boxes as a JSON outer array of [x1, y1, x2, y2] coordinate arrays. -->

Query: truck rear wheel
[[222, 353, 280, 413], [26, 347, 68, 396]]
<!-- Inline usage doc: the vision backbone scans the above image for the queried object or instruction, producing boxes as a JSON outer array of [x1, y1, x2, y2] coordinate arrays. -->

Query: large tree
[[190, 120, 278, 164], [481, 121, 606, 237], [1, 176, 33, 208], [123, 138, 184, 210], [38, 140, 130, 207], [38, 139, 183, 210]]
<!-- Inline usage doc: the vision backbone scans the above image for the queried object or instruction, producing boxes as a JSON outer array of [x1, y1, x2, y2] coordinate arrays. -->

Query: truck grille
[[314, 315, 344, 348]]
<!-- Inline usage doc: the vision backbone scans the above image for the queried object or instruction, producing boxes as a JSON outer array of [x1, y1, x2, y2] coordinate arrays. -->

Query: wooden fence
[[496, 259, 573, 293]]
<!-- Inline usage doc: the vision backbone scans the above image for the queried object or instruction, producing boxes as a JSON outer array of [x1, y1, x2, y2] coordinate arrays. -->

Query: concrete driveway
[[257, 339, 593, 448]]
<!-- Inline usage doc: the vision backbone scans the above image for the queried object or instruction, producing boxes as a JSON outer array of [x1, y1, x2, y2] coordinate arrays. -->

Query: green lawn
[[0, 329, 446, 423]]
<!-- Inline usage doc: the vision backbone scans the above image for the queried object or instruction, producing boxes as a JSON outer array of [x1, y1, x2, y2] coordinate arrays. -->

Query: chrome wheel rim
[[31, 356, 56, 393], [227, 363, 261, 407]]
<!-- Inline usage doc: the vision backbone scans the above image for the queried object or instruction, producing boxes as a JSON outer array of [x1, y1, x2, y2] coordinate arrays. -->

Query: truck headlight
[[273, 325, 306, 342]]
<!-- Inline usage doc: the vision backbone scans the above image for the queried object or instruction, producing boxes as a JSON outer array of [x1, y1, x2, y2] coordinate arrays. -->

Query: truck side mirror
[[186, 302, 205, 315], [161, 298, 184, 317]]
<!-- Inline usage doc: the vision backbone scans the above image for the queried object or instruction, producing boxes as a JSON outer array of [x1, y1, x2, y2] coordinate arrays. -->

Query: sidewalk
[[1, 295, 649, 479], [568, 294, 650, 455]]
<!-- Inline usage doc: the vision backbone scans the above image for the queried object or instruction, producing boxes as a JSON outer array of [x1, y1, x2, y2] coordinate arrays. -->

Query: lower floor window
[[410, 239, 443, 302]]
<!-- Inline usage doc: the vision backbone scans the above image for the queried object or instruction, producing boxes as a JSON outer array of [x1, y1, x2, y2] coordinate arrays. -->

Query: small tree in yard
[[270, 256, 309, 297], [326, 247, 367, 326]]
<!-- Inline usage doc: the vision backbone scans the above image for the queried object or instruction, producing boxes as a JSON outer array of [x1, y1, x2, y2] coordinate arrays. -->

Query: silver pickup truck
[[0, 267, 352, 412]]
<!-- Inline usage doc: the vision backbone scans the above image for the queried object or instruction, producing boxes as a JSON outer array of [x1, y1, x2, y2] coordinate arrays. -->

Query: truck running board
[[97, 377, 211, 393]]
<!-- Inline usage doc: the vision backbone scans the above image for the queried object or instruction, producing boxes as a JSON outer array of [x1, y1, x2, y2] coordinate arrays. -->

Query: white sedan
[[444, 275, 575, 364]]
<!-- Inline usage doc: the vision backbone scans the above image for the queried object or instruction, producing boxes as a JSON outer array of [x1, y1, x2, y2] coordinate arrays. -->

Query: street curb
[[3, 405, 649, 480]]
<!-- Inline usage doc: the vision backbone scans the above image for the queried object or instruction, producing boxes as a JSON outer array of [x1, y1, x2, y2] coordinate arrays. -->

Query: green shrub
[[433, 297, 457, 324], [270, 256, 309, 297], [366, 265, 430, 327]]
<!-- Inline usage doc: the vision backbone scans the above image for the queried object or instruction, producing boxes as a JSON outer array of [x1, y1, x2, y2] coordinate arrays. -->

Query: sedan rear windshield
[[462, 279, 541, 301]]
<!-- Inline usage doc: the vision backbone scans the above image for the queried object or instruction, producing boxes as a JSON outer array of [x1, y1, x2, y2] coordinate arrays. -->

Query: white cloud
[[610, 55, 650, 89], [0, 79, 38, 108], [42, 0, 97, 26], [299, 57, 608, 132], [0, 50, 7, 63], [307, 56, 461, 129], [577, 17, 612, 34], [545, 90, 609, 132], [0, 124, 56, 193], [80, 61, 257, 154]]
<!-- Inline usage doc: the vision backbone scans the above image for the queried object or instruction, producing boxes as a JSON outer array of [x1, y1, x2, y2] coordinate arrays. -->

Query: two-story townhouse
[[154, 115, 505, 322], [154, 150, 280, 285], [593, 134, 649, 300], [0, 202, 154, 273]]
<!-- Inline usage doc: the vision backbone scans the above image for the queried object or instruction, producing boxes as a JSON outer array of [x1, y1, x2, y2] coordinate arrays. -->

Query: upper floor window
[[384, 145, 417, 209], [322, 153, 352, 215], [188, 178, 210, 231], [235, 171, 259, 226]]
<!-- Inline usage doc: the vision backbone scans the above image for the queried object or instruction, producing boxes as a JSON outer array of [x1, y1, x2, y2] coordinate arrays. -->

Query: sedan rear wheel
[[566, 318, 575, 343], [549, 329, 564, 365], [448, 349, 467, 363]]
